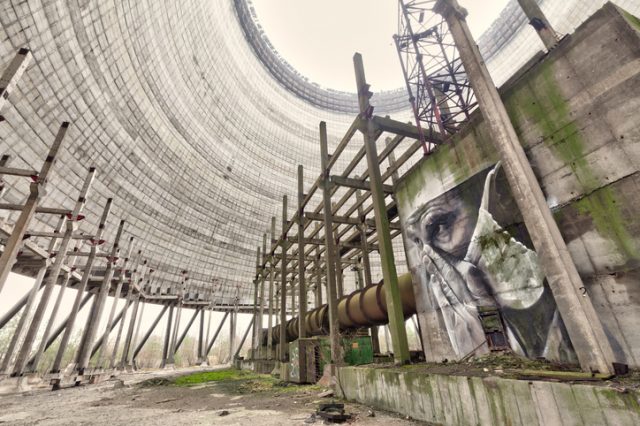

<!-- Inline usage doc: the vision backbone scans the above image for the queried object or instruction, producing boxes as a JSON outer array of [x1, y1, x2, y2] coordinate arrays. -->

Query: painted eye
[[427, 215, 454, 244]]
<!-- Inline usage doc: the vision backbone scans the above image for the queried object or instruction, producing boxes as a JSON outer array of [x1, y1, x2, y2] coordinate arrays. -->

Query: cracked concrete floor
[[0, 367, 422, 425]]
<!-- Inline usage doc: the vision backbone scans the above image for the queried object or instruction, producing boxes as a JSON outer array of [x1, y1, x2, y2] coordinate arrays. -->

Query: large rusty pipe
[[264, 273, 415, 345]]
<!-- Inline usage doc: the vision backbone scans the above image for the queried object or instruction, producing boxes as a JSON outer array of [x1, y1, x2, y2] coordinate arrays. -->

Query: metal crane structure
[[394, 0, 477, 155]]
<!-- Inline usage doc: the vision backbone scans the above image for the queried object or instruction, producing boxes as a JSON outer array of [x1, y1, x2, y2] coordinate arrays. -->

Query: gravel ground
[[0, 366, 424, 425]]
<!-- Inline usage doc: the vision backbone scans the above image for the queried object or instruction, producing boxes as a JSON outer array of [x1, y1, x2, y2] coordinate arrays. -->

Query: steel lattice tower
[[394, 0, 477, 154]]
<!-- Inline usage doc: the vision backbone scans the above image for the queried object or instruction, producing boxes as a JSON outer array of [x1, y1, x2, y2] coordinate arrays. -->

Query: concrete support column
[[267, 217, 275, 360], [257, 234, 267, 358], [516, 0, 559, 50], [434, 0, 615, 374], [132, 305, 168, 364], [297, 165, 307, 339], [356, 188, 380, 354], [319, 122, 342, 366], [234, 318, 254, 360], [14, 170, 97, 376], [314, 249, 322, 308], [229, 310, 237, 362], [120, 294, 141, 369], [0, 262, 47, 373], [197, 308, 205, 363], [161, 304, 175, 368], [0, 122, 69, 295], [205, 311, 228, 358], [96, 237, 134, 369], [279, 195, 288, 362], [174, 308, 200, 354], [48, 197, 111, 375], [168, 300, 182, 365], [251, 245, 260, 357], [354, 53, 410, 365], [0, 48, 31, 112], [77, 219, 126, 373], [291, 274, 297, 318], [109, 252, 142, 369], [28, 252, 77, 373]]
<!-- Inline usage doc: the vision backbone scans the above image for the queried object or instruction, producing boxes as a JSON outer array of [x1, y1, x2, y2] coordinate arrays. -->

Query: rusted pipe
[[264, 273, 415, 345]]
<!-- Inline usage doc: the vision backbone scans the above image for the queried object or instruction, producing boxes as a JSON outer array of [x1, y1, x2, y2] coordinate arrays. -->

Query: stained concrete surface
[[0, 366, 421, 425]]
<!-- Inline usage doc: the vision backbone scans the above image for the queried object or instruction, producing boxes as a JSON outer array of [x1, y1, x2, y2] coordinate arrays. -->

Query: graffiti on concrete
[[403, 163, 576, 362]]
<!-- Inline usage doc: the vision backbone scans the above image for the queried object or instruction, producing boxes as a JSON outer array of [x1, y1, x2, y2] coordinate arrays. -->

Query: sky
[[251, 0, 509, 91]]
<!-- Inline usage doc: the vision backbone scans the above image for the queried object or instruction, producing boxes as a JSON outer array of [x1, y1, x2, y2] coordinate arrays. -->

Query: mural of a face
[[405, 164, 576, 362]]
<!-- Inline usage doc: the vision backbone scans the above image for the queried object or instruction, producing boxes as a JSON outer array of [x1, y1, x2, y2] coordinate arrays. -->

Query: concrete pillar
[[13, 170, 96, 376], [25, 293, 93, 370], [204, 308, 212, 356], [267, 217, 275, 360], [251, 246, 260, 357], [516, 0, 559, 50], [234, 318, 254, 360], [257, 233, 267, 358], [161, 304, 174, 368], [279, 195, 288, 362], [314, 249, 322, 308], [109, 252, 142, 369], [28, 254, 76, 373], [355, 259, 365, 290], [1, 215, 65, 373], [297, 165, 307, 339], [120, 294, 140, 369], [197, 308, 205, 363], [319, 122, 342, 366], [168, 300, 182, 365], [48, 198, 112, 375], [0, 122, 69, 295], [291, 274, 297, 318], [0, 48, 31, 111], [132, 305, 168, 364], [76, 219, 126, 373], [0, 262, 46, 373], [96, 237, 134, 369], [229, 310, 237, 362], [354, 53, 410, 365], [174, 307, 200, 354], [205, 311, 228, 358], [434, 0, 615, 374]]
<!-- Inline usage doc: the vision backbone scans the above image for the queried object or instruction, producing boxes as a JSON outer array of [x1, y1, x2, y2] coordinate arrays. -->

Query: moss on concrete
[[621, 9, 640, 31]]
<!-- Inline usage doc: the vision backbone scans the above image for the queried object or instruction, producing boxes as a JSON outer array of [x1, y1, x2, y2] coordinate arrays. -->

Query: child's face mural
[[403, 164, 576, 362]]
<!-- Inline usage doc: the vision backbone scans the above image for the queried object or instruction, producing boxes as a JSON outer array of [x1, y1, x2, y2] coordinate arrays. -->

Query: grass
[[173, 369, 261, 386], [162, 368, 322, 395]]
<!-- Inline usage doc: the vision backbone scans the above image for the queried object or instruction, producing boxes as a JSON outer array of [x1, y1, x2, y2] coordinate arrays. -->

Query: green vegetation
[[155, 368, 322, 395], [173, 368, 260, 386]]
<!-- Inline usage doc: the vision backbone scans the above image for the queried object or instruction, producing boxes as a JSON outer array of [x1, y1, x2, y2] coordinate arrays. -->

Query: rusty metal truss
[[394, 0, 477, 154]]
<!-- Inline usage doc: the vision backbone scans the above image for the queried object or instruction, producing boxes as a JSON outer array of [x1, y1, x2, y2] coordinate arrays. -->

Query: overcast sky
[[252, 0, 509, 91]]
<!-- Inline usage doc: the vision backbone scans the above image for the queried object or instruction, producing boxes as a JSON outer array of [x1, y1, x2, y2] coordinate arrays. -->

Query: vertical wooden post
[[354, 53, 410, 365], [297, 165, 307, 339], [279, 195, 288, 362], [319, 122, 342, 366]]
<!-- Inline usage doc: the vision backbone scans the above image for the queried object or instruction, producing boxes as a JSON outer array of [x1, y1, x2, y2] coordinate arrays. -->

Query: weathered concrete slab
[[337, 365, 640, 426]]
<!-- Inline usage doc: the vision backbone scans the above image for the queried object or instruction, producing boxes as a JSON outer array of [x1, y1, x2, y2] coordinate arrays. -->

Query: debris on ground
[[218, 410, 230, 416], [316, 402, 351, 423], [317, 389, 334, 398], [367, 410, 375, 417], [155, 397, 178, 404], [139, 378, 172, 387], [112, 379, 125, 389]]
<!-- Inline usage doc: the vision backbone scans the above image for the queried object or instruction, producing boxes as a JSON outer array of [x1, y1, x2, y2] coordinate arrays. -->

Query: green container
[[342, 336, 373, 366], [317, 335, 373, 366]]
